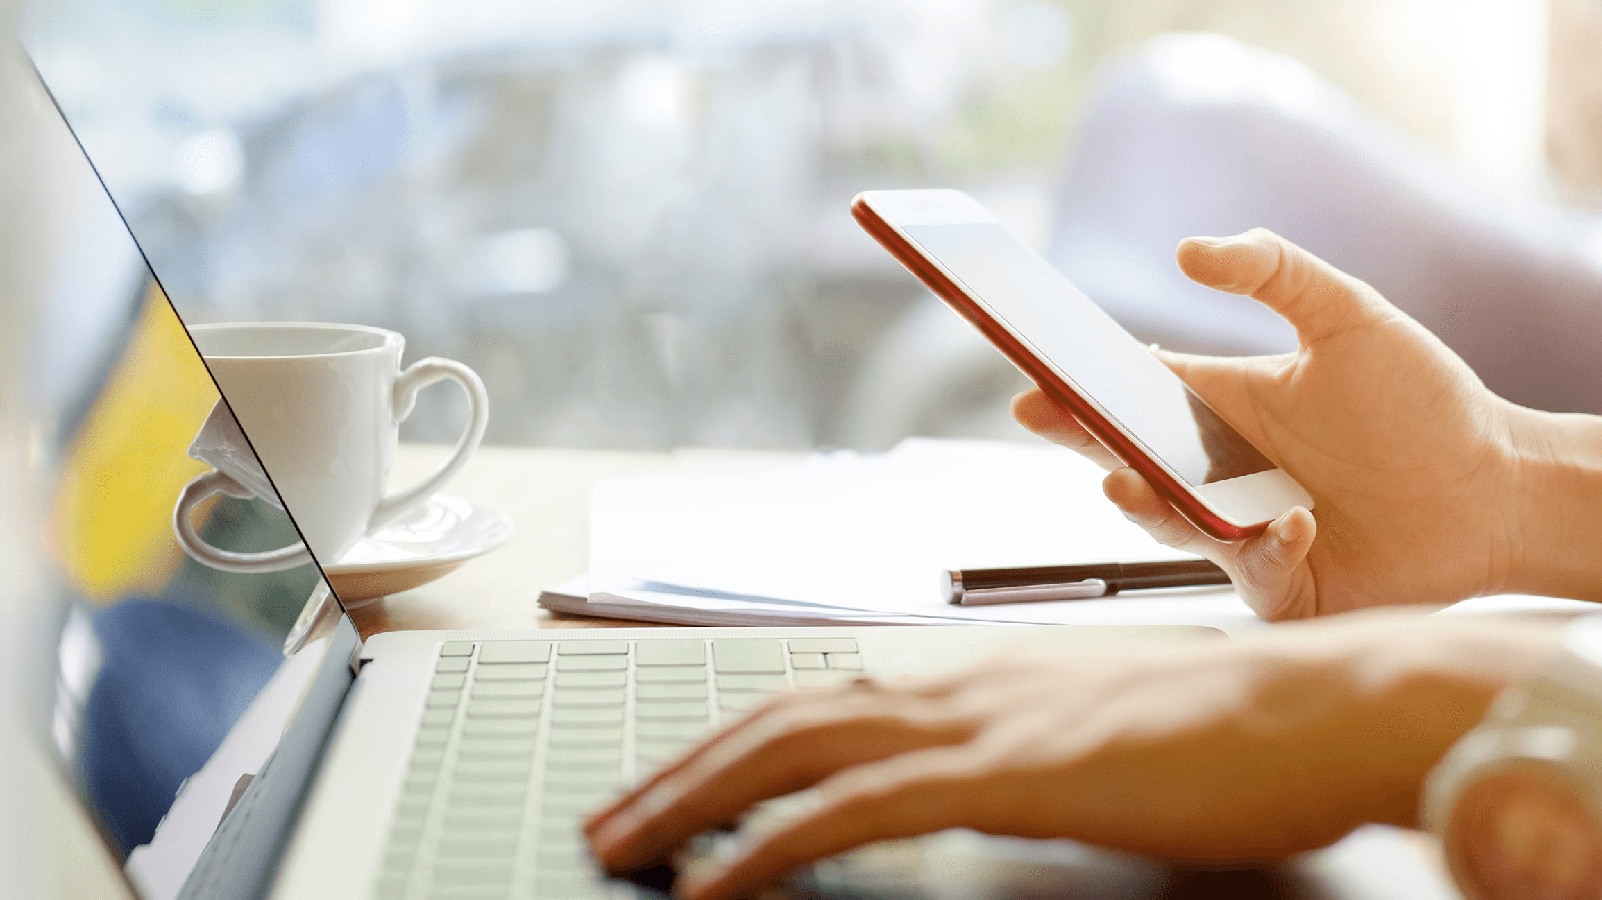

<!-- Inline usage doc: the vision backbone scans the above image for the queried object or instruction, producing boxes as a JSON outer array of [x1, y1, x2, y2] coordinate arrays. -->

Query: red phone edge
[[849, 194, 1264, 542]]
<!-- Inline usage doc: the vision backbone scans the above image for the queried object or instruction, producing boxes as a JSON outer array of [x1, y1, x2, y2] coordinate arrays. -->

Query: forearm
[[1503, 404, 1602, 601]]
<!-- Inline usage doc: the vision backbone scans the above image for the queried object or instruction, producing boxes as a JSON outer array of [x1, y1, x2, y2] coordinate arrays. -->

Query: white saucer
[[323, 494, 514, 601]]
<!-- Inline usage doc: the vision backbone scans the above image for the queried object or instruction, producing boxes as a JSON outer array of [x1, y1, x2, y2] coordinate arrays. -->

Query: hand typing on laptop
[[1015, 228, 1602, 620], [586, 612, 1559, 900]]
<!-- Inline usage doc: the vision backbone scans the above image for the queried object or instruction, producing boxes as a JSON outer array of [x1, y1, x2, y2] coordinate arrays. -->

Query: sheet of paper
[[590, 439, 1602, 631], [589, 438, 1257, 627]]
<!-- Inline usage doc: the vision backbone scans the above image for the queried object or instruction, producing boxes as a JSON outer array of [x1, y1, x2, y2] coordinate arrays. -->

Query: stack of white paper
[[558, 439, 1271, 630]]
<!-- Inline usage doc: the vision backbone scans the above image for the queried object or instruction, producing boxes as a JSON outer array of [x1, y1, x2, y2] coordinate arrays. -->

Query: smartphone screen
[[895, 212, 1273, 487]]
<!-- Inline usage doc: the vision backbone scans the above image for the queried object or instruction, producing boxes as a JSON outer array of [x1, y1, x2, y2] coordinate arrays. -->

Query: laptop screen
[[16, 64, 324, 892]]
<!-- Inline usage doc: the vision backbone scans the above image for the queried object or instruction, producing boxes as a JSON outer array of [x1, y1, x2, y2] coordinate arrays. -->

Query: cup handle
[[371, 357, 488, 529], [173, 469, 314, 573]]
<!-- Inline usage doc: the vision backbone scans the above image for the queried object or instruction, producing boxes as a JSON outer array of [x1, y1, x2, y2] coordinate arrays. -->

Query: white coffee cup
[[173, 322, 488, 573]]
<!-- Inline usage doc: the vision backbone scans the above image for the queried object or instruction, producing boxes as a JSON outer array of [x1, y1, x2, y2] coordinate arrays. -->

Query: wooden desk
[[346, 444, 796, 636]]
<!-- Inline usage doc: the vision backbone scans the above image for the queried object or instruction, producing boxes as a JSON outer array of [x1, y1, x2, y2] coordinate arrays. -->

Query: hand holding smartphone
[[853, 189, 1313, 540]]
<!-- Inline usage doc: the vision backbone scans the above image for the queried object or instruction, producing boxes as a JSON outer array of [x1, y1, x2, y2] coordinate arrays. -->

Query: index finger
[[1176, 229, 1386, 348], [1009, 390, 1121, 470], [590, 695, 974, 874], [675, 748, 982, 900]]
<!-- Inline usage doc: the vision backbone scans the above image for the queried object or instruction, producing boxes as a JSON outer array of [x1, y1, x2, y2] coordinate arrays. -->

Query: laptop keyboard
[[371, 637, 863, 900]]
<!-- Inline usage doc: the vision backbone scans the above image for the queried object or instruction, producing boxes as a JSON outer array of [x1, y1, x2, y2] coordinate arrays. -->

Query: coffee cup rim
[[189, 321, 402, 360]]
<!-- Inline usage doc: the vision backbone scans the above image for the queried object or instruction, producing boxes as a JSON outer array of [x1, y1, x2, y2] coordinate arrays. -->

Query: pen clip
[[958, 579, 1109, 606]]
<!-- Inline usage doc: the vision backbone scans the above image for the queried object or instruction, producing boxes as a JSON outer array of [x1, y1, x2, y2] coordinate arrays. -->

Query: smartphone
[[852, 188, 1313, 540]]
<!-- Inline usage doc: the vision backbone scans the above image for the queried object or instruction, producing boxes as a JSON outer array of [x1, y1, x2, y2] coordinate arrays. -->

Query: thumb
[[1175, 228, 1386, 347], [1235, 507, 1318, 621]]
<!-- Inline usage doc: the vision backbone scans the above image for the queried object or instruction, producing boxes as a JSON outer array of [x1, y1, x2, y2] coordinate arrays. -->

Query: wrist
[[1242, 614, 1559, 832], [1338, 616, 1561, 826], [1502, 404, 1602, 601]]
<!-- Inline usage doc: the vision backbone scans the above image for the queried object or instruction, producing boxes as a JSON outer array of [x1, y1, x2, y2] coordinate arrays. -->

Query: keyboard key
[[453, 762, 534, 782], [435, 835, 519, 859], [557, 641, 628, 655], [390, 817, 425, 839], [424, 886, 510, 900], [429, 861, 515, 887], [533, 844, 587, 870], [635, 640, 706, 666], [463, 719, 540, 738], [440, 641, 476, 657], [534, 817, 583, 839], [546, 746, 621, 766], [403, 766, 442, 790], [477, 641, 552, 664], [552, 672, 626, 689], [635, 721, 712, 742], [396, 791, 431, 813], [718, 692, 769, 714], [381, 847, 417, 870], [410, 748, 447, 767], [634, 668, 706, 684], [425, 690, 461, 708], [542, 770, 623, 792], [473, 663, 547, 682], [442, 808, 525, 831], [545, 756, 622, 773], [470, 681, 543, 699], [635, 734, 694, 755], [456, 737, 538, 758], [550, 688, 625, 707], [826, 653, 864, 670], [436, 657, 470, 674], [550, 707, 624, 726], [420, 709, 457, 728], [432, 673, 467, 691], [403, 776, 440, 796], [633, 702, 709, 721], [555, 656, 626, 672], [787, 638, 858, 654], [793, 670, 853, 689], [635, 682, 708, 701], [446, 794, 527, 813], [414, 728, 451, 747], [715, 673, 788, 692], [533, 872, 602, 899], [542, 792, 615, 813], [546, 727, 623, 747], [636, 746, 686, 767], [787, 653, 826, 670], [464, 698, 543, 718], [712, 640, 786, 673]]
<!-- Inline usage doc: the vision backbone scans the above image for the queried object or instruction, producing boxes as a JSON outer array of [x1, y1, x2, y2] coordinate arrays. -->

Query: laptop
[[13, 56, 1303, 900]]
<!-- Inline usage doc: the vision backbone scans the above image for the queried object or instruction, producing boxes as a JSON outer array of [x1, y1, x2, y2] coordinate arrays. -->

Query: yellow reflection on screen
[[52, 285, 216, 603]]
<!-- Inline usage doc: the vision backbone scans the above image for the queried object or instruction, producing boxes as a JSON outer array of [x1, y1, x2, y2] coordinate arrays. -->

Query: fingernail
[[1271, 510, 1303, 546], [673, 843, 729, 900], [1186, 236, 1226, 248], [589, 811, 639, 860]]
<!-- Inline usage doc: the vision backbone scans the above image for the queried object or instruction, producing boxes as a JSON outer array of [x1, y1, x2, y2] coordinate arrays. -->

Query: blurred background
[[21, 0, 1602, 451]]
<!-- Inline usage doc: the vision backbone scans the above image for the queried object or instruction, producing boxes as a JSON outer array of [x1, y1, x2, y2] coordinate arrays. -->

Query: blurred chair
[[841, 32, 1602, 449], [1050, 32, 1602, 414]]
